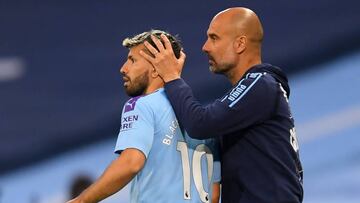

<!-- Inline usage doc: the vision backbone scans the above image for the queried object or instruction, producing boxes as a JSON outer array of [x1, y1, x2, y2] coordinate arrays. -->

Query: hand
[[140, 34, 186, 83]]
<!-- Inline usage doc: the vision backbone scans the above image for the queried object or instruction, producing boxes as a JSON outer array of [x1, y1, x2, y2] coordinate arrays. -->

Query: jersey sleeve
[[164, 73, 277, 139], [114, 97, 154, 158]]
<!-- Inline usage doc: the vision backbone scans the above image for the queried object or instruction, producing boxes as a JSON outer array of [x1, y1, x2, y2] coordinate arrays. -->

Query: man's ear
[[151, 66, 159, 78], [234, 35, 246, 54]]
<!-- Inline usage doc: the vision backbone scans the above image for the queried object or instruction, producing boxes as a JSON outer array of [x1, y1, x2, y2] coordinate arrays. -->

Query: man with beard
[[140, 8, 304, 203], [67, 30, 220, 203]]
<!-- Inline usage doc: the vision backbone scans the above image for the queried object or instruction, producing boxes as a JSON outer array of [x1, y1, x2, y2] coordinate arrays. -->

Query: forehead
[[207, 14, 233, 36]]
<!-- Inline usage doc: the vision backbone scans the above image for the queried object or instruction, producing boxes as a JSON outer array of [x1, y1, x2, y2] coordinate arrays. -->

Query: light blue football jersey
[[114, 88, 221, 203]]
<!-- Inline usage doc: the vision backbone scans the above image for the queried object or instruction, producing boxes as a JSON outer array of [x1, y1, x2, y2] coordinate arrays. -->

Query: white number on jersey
[[177, 141, 214, 203]]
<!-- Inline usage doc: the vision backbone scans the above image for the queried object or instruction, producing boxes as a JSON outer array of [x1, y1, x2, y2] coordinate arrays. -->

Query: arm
[[164, 75, 276, 139], [67, 148, 145, 203], [140, 34, 276, 139], [212, 182, 220, 203]]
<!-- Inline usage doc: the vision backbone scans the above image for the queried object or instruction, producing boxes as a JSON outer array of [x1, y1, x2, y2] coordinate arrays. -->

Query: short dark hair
[[122, 29, 182, 59]]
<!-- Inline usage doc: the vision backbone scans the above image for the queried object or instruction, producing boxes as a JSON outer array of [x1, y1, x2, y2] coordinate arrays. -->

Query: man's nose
[[202, 40, 209, 53], [120, 64, 127, 75]]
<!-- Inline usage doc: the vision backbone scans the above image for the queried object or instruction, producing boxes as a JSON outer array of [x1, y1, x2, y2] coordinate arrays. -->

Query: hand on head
[[140, 34, 186, 83]]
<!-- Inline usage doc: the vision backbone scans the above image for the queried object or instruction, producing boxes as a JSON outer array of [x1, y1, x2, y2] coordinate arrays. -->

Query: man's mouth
[[208, 59, 215, 65], [123, 76, 130, 86], [207, 55, 215, 64]]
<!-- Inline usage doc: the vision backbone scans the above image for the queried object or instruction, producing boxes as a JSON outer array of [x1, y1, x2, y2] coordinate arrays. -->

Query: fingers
[[179, 50, 186, 62], [139, 50, 155, 63], [151, 35, 165, 52], [143, 41, 159, 57], [143, 34, 173, 58], [160, 34, 173, 52], [178, 51, 186, 75]]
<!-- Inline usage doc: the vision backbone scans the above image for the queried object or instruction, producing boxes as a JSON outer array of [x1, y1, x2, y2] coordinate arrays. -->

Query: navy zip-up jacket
[[164, 63, 303, 203]]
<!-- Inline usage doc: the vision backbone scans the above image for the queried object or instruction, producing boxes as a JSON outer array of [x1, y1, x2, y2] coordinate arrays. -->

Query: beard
[[209, 62, 234, 74], [123, 70, 149, 97], [207, 54, 234, 74]]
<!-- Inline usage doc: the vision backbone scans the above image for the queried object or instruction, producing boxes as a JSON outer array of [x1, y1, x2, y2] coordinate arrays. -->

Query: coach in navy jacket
[[141, 7, 303, 203]]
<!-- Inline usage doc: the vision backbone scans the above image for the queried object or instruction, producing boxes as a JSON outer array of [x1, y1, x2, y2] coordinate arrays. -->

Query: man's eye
[[210, 36, 217, 41]]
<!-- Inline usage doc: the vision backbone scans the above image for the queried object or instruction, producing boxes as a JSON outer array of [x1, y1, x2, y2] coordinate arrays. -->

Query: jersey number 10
[[177, 141, 214, 203]]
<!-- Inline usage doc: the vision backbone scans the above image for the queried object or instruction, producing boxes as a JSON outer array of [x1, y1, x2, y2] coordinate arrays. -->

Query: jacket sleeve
[[164, 73, 277, 139]]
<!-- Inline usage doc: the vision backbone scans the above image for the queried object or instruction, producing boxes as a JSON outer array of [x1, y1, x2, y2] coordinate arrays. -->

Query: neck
[[227, 53, 262, 85], [144, 78, 164, 95]]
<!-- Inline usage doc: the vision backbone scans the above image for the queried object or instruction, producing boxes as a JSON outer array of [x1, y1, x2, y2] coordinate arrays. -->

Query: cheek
[[222, 43, 237, 60], [138, 61, 153, 76], [131, 63, 150, 78]]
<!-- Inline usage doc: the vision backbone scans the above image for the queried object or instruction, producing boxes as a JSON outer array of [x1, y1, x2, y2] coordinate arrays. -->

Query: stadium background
[[1, 0, 360, 202]]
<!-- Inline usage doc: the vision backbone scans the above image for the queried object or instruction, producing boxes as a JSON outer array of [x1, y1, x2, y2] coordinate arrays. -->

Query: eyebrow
[[127, 55, 135, 60], [208, 33, 219, 39]]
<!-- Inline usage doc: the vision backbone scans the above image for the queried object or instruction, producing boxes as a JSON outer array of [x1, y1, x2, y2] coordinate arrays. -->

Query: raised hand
[[140, 34, 186, 83]]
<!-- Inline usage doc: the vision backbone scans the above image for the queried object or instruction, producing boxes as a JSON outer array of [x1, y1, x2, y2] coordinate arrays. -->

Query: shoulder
[[121, 96, 152, 119], [123, 96, 147, 113], [122, 89, 167, 113], [246, 72, 278, 88], [222, 72, 277, 106]]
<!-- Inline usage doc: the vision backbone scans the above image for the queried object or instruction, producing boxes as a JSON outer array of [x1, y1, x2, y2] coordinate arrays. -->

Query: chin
[[125, 87, 146, 97], [126, 90, 141, 97], [209, 66, 222, 74], [209, 65, 216, 72]]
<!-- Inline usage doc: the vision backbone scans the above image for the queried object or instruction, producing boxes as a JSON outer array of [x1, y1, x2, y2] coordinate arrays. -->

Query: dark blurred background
[[1, 1, 360, 203]]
